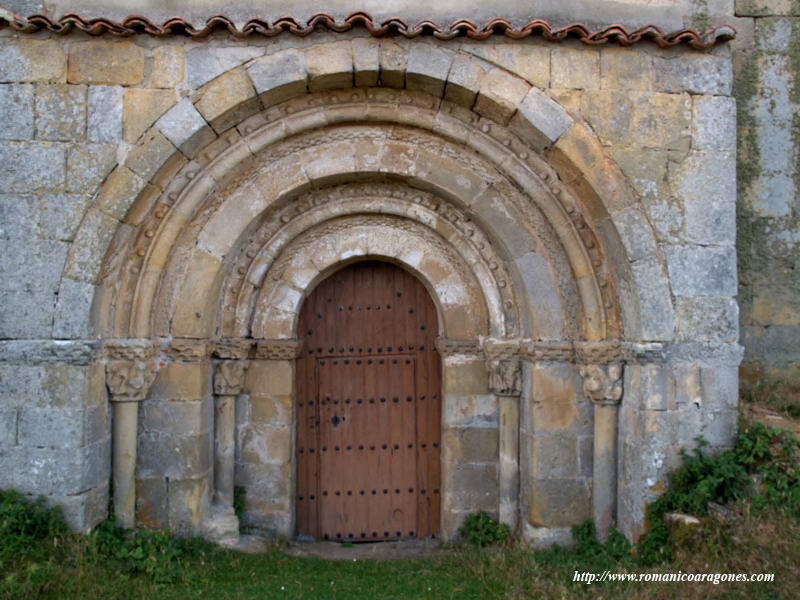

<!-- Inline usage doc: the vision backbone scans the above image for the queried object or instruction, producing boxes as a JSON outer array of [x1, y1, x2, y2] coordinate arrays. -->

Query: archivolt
[[93, 88, 631, 343]]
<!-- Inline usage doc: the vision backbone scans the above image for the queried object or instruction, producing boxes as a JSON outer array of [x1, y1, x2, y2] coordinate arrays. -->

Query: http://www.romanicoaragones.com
[[573, 570, 775, 585]]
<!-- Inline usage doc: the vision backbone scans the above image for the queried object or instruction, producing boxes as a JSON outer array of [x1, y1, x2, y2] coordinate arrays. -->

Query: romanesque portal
[[0, 23, 742, 549]]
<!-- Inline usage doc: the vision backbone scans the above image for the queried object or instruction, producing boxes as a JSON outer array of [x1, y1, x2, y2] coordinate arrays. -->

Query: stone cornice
[[0, 10, 735, 48]]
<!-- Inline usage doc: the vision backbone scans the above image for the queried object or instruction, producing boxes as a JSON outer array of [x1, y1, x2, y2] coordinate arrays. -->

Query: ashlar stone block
[[666, 245, 738, 297], [304, 41, 353, 92], [87, 86, 123, 142], [68, 41, 145, 86], [194, 67, 260, 133], [34, 84, 86, 142], [511, 87, 572, 151], [474, 68, 529, 125], [152, 46, 185, 88], [551, 46, 600, 90], [406, 43, 452, 97], [0, 39, 66, 83], [0, 84, 34, 140], [247, 49, 307, 107]]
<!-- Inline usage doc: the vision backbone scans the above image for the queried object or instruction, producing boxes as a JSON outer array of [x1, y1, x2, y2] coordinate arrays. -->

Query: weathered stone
[[0, 84, 34, 140], [581, 91, 691, 151], [194, 67, 260, 133], [123, 88, 176, 143], [67, 143, 117, 194], [474, 68, 529, 124], [352, 38, 379, 87], [511, 87, 572, 150], [600, 47, 652, 91], [63, 208, 119, 283], [653, 54, 732, 96], [247, 49, 307, 106], [34, 84, 86, 141], [444, 54, 488, 107], [95, 167, 147, 221], [35, 193, 92, 241], [138, 431, 211, 480], [672, 150, 736, 246], [124, 130, 176, 181], [692, 95, 736, 152], [149, 362, 211, 401], [736, 0, 799, 18], [531, 435, 579, 478], [676, 297, 739, 344], [551, 46, 600, 89], [87, 86, 123, 142], [152, 45, 185, 88], [68, 42, 145, 86], [631, 257, 676, 341], [185, 46, 265, 89], [304, 41, 353, 92], [467, 44, 550, 88], [52, 278, 96, 338], [0, 142, 65, 192], [0, 194, 36, 240], [155, 97, 215, 157], [379, 40, 408, 88], [611, 206, 658, 261], [444, 427, 498, 463], [18, 407, 84, 448], [527, 478, 591, 527], [141, 399, 210, 437], [0, 39, 66, 82], [406, 43, 452, 97], [666, 245, 738, 297]]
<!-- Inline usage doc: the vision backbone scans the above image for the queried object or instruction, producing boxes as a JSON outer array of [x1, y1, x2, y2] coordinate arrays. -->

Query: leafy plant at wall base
[[459, 511, 510, 546]]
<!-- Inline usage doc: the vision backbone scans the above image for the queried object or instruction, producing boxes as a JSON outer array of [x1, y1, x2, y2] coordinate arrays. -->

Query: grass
[[2, 416, 800, 599]]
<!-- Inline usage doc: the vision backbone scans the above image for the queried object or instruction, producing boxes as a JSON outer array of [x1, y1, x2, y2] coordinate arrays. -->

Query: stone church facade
[[0, 0, 795, 547]]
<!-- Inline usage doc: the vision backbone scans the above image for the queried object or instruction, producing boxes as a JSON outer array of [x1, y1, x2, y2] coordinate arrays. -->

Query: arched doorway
[[295, 261, 442, 541]]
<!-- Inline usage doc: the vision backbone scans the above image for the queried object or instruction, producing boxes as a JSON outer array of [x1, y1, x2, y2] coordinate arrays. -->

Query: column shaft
[[214, 394, 236, 508], [112, 401, 139, 529], [592, 403, 619, 540]]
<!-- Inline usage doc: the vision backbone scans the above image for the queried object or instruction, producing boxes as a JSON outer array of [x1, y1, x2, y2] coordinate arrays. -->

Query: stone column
[[205, 339, 251, 545], [579, 362, 624, 541], [485, 340, 522, 532], [105, 340, 157, 529]]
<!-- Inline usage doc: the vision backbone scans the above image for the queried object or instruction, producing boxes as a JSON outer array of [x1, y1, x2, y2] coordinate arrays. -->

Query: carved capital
[[254, 339, 304, 360], [212, 339, 252, 360], [106, 359, 158, 402], [579, 363, 624, 405], [214, 360, 248, 396], [436, 338, 483, 357], [488, 358, 521, 397]]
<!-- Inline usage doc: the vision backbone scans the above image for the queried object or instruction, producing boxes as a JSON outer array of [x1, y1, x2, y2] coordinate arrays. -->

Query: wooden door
[[295, 261, 441, 542]]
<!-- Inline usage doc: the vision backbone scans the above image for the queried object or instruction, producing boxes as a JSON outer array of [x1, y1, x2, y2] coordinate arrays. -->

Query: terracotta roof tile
[[0, 10, 735, 48]]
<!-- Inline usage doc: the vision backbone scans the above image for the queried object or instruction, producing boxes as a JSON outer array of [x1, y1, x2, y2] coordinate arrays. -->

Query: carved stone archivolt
[[96, 89, 627, 345], [579, 363, 624, 405]]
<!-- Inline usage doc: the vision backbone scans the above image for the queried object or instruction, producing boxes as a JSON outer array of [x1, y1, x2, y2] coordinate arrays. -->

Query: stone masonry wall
[[729, 2, 800, 393], [0, 0, 750, 539]]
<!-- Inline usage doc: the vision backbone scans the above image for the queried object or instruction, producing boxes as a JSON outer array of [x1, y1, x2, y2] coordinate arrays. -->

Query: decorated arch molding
[[76, 57, 663, 344]]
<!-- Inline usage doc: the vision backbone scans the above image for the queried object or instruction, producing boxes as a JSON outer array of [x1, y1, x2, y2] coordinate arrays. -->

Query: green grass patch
[[2, 423, 799, 599]]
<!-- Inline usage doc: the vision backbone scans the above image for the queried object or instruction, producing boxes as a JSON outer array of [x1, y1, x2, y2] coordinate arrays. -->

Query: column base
[[203, 504, 240, 547]]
